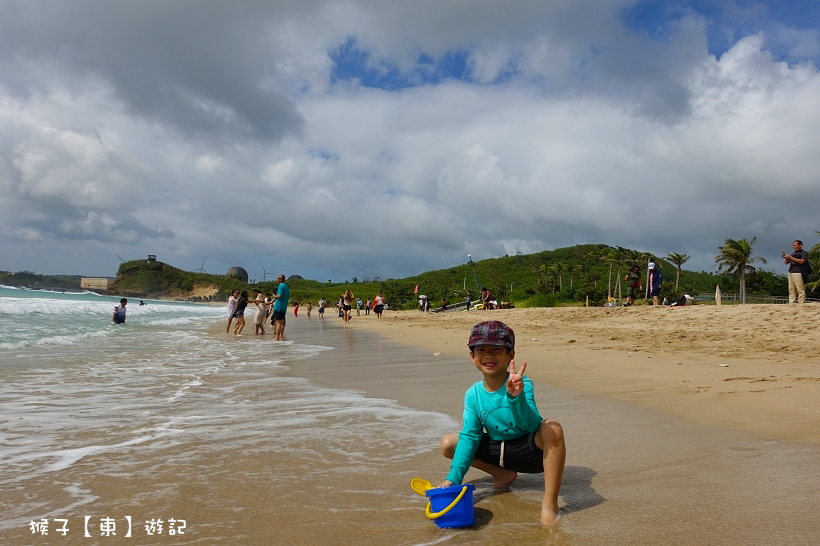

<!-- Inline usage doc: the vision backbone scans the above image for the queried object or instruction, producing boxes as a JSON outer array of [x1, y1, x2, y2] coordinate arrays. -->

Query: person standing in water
[[226, 290, 239, 333], [272, 274, 290, 340], [112, 298, 127, 324], [233, 291, 248, 335], [252, 289, 266, 335]]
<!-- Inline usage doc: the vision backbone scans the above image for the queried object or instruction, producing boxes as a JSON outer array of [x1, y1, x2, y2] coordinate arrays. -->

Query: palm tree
[[586, 249, 608, 291], [552, 262, 564, 291], [714, 237, 767, 304], [666, 252, 691, 290], [569, 263, 584, 288], [536, 264, 554, 294], [607, 247, 628, 301]]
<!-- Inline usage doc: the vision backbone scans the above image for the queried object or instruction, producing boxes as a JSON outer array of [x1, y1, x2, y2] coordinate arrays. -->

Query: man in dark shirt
[[783, 240, 809, 304]]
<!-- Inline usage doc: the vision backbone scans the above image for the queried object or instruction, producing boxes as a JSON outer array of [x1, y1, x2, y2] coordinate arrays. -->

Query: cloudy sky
[[1, 0, 818, 281]]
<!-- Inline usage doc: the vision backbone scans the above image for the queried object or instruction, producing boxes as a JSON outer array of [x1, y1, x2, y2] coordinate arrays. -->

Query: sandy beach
[[348, 304, 820, 444]]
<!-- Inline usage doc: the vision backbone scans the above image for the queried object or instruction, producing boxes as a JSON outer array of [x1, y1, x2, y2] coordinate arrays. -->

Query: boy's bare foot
[[493, 468, 517, 489], [541, 500, 561, 525]]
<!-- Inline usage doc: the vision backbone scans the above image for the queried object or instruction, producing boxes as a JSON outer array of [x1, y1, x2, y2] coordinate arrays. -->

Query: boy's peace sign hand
[[506, 359, 527, 398]]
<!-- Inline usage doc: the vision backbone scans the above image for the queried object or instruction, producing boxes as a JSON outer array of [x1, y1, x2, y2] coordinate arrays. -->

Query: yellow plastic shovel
[[410, 478, 433, 495]]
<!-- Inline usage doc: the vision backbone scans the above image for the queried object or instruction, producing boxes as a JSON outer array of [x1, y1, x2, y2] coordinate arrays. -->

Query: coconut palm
[[536, 264, 554, 294], [552, 262, 565, 291], [586, 249, 608, 291], [569, 263, 583, 288], [666, 252, 691, 290], [714, 237, 767, 304], [607, 247, 628, 301]]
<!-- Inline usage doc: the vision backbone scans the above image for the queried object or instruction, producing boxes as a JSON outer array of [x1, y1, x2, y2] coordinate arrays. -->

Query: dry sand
[[350, 304, 820, 444]]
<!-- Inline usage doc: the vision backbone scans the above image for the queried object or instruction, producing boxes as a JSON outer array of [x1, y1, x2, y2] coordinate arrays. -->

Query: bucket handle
[[425, 486, 468, 520]]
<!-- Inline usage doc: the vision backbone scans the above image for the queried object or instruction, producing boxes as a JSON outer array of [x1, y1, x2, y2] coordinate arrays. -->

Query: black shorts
[[343, 304, 351, 311], [271, 311, 286, 321], [474, 432, 543, 474]]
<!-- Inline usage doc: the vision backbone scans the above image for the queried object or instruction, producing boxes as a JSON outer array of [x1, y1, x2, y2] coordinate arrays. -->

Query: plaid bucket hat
[[468, 321, 515, 350]]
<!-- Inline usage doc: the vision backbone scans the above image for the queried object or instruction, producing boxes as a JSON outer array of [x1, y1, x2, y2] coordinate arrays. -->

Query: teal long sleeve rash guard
[[446, 375, 543, 485]]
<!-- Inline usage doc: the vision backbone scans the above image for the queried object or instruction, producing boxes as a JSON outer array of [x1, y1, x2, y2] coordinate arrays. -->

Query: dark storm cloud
[[0, 0, 304, 143]]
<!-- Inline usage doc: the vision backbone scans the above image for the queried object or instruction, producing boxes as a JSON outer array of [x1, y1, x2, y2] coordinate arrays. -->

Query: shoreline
[[346, 304, 820, 444]]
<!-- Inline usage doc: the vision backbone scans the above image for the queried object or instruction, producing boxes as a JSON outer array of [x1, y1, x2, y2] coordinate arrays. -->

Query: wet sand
[[296, 312, 820, 544]]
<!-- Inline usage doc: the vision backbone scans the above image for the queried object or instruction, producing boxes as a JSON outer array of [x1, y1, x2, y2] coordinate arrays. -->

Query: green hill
[[103, 244, 799, 307], [0, 271, 82, 291], [110, 260, 247, 298]]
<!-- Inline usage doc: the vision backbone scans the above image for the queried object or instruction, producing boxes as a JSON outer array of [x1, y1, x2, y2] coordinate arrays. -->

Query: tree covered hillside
[[103, 243, 800, 307]]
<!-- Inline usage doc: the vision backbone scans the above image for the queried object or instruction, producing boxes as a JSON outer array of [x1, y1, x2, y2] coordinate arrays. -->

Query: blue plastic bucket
[[425, 484, 475, 528]]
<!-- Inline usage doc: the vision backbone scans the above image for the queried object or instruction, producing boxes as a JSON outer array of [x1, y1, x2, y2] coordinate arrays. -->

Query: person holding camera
[[783, 240, 809, 304]]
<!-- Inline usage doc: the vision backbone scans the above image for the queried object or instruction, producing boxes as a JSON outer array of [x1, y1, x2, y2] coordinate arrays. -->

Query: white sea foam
[[0, 329, 109, 350], [43, 435, 157, 472], [0, 295, 220, 318]]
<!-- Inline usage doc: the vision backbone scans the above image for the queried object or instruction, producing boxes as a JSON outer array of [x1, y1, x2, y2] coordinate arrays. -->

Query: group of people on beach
[[623, 262, 663, 307], [326, 291, 387, 321], [226, 284, 390, 336], [225, 274, 289, 340], [619, 239, 812, 307]]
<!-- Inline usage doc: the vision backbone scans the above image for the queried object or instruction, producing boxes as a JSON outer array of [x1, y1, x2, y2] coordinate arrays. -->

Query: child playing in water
[[112, 298, 127, 324], [437, 320, 566, 525]]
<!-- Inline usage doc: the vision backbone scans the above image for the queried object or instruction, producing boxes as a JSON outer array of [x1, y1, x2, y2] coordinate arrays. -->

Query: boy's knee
[[440, 433, 458, 459], [539, 419, 564, 447]]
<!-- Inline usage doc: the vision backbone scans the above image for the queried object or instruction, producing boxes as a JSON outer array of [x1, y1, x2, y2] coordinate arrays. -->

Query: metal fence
[[432, 301, 470, 312], [694, 293, 820, 304]]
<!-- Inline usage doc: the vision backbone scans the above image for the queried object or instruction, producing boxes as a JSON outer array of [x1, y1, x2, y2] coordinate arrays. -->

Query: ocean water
[[0, 287, 459, 544]]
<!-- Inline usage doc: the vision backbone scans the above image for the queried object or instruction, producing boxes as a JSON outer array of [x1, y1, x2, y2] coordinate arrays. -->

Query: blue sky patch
[[622, 0, 820, 62], [330, 37, 473, 90]]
